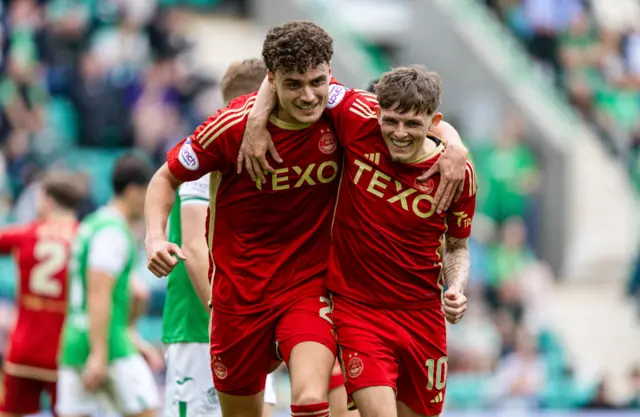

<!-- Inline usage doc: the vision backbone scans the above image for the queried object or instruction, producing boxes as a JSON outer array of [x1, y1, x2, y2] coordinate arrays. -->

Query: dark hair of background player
[[366, 79, 379, 94], [375, 65, 442, 116], [220, 58, 267, 103], [41, 170, 86, 211], [262, 20, 334, 74], [112, 154, 154, 196]]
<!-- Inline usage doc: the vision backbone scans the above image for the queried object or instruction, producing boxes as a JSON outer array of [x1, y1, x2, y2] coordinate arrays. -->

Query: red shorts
[[210, 295, 337, 396], [333, 296, 448, 416], [329, 359, 345, 391], [0, 373, 56, 414]]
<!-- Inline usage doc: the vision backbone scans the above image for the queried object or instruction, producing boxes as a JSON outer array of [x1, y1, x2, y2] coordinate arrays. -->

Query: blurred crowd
[[483, 0, 640, 194], [0, 0, 638, 413], [0, 0, 223, 225]]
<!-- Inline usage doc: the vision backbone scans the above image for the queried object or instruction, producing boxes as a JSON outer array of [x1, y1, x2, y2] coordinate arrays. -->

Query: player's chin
[[388, 149, 413, 162], [293, 106, 323, 123]]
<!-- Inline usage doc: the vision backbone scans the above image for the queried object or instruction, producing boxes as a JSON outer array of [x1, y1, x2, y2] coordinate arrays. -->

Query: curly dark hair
[[375, 65, 442, 115], [262, 21, 333, 74]]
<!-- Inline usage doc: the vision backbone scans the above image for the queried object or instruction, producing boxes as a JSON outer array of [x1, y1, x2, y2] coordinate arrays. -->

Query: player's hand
[[237, 119, 283, 184], [82, 352, 107, 391], [145, 236, 186, 278], [443, 289, 467, 324], [418, 143, 468, 214]]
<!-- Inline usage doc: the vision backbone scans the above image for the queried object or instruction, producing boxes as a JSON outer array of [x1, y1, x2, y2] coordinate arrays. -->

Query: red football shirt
[[324, 86, 477, 309], [166, 93, 342, 314], [0, 220, 76, 380]]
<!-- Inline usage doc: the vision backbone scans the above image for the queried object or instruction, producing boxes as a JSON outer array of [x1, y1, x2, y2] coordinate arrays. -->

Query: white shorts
[[56, 354, 159, 415], [164, 343, 276, 417]]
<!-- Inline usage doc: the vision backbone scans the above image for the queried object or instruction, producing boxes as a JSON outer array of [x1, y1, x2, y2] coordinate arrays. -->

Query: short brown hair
[[262, 21, 333, 74], [375, 65, 442, 115], [220, 58, 267, 103], [41, 170, 85, 211]]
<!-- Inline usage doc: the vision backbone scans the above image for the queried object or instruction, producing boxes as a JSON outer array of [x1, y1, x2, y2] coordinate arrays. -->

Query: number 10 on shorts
[[425, 356, 448, 390]]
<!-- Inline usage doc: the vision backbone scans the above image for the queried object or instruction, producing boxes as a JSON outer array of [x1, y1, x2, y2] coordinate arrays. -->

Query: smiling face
[[374, 65, 444, 163], [269, 63, 330, 125], [262, 21, 334, 125], [377, 106, 443, 162]]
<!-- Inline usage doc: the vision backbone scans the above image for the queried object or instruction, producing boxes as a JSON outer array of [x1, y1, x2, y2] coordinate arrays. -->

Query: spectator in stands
[[479, 116, 541, 248], [583, 378, 619, 409], [487, 218, 536, 312], [523, 0, 583, 84], [448, 302, 502, 373], [68, 51, 134, 147], [490, 327, 547, 409], [627, 250, 640, 311], [630, 127, 640, 192], [625, 366, 640, 408]]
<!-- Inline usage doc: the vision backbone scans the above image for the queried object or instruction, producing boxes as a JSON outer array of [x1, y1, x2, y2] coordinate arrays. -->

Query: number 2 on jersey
[[30, 240, 66, 297]]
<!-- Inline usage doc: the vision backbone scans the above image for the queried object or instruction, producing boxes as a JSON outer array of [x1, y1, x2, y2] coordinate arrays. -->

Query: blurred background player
[[0, 171, 83, 417], [161, 58, 277, 417], [56, 154, 159, 417]]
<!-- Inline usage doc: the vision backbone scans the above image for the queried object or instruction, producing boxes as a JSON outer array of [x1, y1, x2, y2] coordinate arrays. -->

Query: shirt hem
[[330, 291, 442, 310]]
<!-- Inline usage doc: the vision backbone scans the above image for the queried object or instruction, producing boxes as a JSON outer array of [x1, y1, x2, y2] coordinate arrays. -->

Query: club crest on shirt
[[212, 357, 228, 380], [414, 178, 435, 194], [178, 138, 200, 171], [319, 129, 337, 154], [347, 354, 364, 379]]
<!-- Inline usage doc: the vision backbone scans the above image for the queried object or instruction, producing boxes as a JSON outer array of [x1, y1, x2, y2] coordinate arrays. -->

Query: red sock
[[291, 402, 331, 417]]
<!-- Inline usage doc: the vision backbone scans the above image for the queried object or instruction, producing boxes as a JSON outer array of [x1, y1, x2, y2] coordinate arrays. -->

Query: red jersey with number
[[0, 220, 77, 380], [324, 86, 477, 309], [166, 93, 342, 314]]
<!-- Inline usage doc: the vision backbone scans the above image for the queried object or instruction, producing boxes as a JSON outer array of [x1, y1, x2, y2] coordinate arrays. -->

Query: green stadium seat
[[446, 373, 492, 409], [136, 316, 163, 344], [0, 256, 16, 299], [57, 148, 131, 205]]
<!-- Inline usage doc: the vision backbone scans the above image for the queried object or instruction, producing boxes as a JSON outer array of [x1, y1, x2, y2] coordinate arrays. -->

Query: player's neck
[[45, 210, 76, 223], [412, 136, 438, 161], [273, 106, 299, 126], [110, 199, 133, 223]]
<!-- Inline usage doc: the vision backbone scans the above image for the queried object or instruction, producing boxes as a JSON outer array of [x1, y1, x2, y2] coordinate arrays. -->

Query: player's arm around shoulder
[[420, 121, 469, 214], [237, 77, 282, 182], [146, 99, 248, 277]]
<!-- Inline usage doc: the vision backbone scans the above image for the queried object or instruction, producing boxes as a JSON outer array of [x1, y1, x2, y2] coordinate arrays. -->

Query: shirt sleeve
[[87, 227, 130, 277], [447, 159, 478, 239], [166, 94, 255, 182], [323, 79, 380, 148], [0, 225, 28, 254], [178, 175, 210, 206]]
